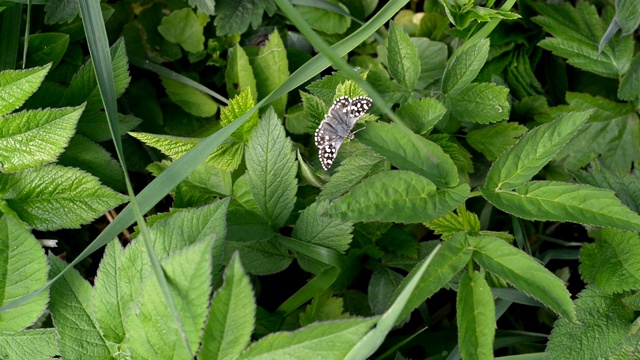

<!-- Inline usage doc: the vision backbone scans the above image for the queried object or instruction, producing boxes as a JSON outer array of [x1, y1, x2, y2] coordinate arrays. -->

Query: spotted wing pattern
[[314, 96, 372, 170]]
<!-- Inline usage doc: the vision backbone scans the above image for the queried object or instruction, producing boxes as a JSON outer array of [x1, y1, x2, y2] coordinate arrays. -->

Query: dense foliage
[[1, 0, 639, 359]]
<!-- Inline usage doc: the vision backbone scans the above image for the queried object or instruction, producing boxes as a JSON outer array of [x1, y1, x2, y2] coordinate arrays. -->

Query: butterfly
[[314, 96, 373, 170]]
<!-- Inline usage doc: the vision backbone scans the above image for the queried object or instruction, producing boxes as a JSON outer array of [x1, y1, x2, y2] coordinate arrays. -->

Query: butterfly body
[[314, 96, 373, 170]]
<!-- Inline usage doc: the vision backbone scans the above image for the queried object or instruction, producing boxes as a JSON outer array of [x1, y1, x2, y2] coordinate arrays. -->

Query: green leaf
[[0, 215, 49, 332], [214, 0, 276, 36], [546, 286, 635, 359], [392, 233, 473, 322], [188, 0, 215, 15], [78, 113, 141, 143], [237, 318, 378, 359], [533, 1, 633, 78], [562, 92, 636, 123], [481, 181, 640, 232], [158, 8, 208, 53], [440, 2, 520, 29], [0, 105, 84, 172], [396, 97, 446, 135], [387, 22, 420, 89], [573, 166, 640, 213], [616, 0, 640, 35], [126, 237, 214, 358], [25, 33, 69, 68], [0, 329, 58, 360], [457, 271, 495, 360], [484, 111, 592, 191], [412, 38, 447, 89], [329, 171, 470, 223], [300, 292, 350, 326], [442, 39, 489, 95], [366, 70, 412, 105], [91, 240, 127, 343], [308, 72, 347, 105], [0, 64, 50, 117], [297, 0, 351, 34], [161, 77, 218, 117], [200, 253, 256, 360], [220, 89, 258, 143], [466, 122, 528, 162], [446, 82, 510, 124], [245, 108, 297, 228], [301, 91, 328, 133], [44, 0, 78, 24], [368, 267, 404, 314], [0, 164, 127, 231], [49, 255, 116, 359], [427, 210, 481, 239], [226, 44, 258, 101], [469, 235, 576, 321], [618, 53, 640, 101], [580, 229, 640, 293], [293, 200, 353, 253], [224, 237, 293, 275], [358, 122, 459, 188], [250, 30, 289, 117]]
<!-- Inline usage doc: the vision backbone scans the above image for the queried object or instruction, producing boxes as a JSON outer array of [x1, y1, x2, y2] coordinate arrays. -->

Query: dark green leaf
[[157, 8, 208, 53], [446, 82, 510, 124], [387, 22, 420, 89], [442, 39, 489, 95], [396, 97, 446, 135], [215, 0, 276, 35], [226, 44, 258, 101], [250, 30, 289, 117], [467, 122, 528, 162], [457, 271, 495, 360]]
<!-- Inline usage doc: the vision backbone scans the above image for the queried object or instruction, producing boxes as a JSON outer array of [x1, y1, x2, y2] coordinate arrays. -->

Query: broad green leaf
[[618, 53, 640, 101], [231, 174, 262, 215], [58, 135, 125, 192], [297, 0, 351, 34], [220, 89, 258, 143], [299, 292, 350, 326], [533, 2, 633, 78], [0, 105, 84, 172], [188, 0, 215, 15], [562, 92, 636, 123], [245, 108, 297, 228], [161, 77, 218, 117], [484, 111, 592, 191], [91, 240, 127, 344], [293, 200, 353, 253], [368, 267, 404, 314], [466, 122, 528, 161], [482, 181, 640, 232], [0, 329, 58, 360], [396, 97, 446, 135], [0, 215, 49, 332], [366, 70, 412, 105], [428, 134, 474, 176], [308, 72, 348, 105], [126, 237, 214, 358], [616, 0, 640, 35], [200, 253, 256, 360], [224, 237, 293, 275], [329, 171, 470, 223], [573, 167, 640, 213], [469, 235, 575, 321], [0, 164, 127, 231], [0, 64, 50, 117], [214, 0, 276, 36], [78, 113, 142, 143], [440, 1, 520, 29], [580, 229, 640, 293], [49, 255, 116, 359], [392, 233, 472, 323], [300, 91, 328, 133], [157, 8, 208, 53], [226, 44, 258, 100], [44, 0, 78, 24], [250, 30, 288, 117], [387, 22, 420, 89], [441, 39, 489, 95], [457, 271, 495, 360], [358, 122, 459, 188], [411, 38, 447, 89], [427, 210, 481, 239], [237, 318, 377, 359], [547, 286, 635, 359], [446, 83, 510, 124], [25, 33, 69, 68]]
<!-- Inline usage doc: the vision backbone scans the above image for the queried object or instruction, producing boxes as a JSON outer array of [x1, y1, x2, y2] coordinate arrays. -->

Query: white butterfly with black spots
[[314, 96, 373, 170]]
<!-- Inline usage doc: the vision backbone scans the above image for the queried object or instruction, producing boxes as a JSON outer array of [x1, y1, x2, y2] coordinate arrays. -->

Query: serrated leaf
[[78, 113, 141, 142], [300, 292, 350, 326], [457, 271, 495, 360], [188, 0, 215, 15], [563, 92, 635, 123], [91, 240, 126, 343], [358, 122, 459, 188], [547, 286, 635, 359], [0, 64, 50, 117], [412, 38, 447, 89], [44, 0, 78, 24], [396, 97, 446, 135], [484, 111, 592, 191], [224, 237, 292, 275], [126, 237, 214, 358], [366, 70, 412, 105], [446, 83, 510, 124], [328, 170, 470, 224], [0, 105, 84, 172], [0, 164, 127, 231], [297, 1, 351, 34], [618, 53, 640, 101], [226, 44, 258, 100], [368, 267, 404, 315], [237, 318, 377, 359], [467, 122, 528, 162], [469, 235, 575, 321], [200, 253, 256, 360], [49, 255, 116, 359], [442, 39, 489, 95], [58, 135, 125, 191], [293, 200, 353, 253], [245, 108, 297, 228], [161, 77, 218, 117], [250, 30, 288, 117], [220, 89, 258, 143], [308, 72, 347, 105], [301, 91, 328, 133], [573, 166, 640, 213], [387, 22, 420, 89], [429, 134, 474, 175], [0, 329, 58, 360], [580, 229, 640, 293], [25, 33, 69, 68], [427, 210, 481, 239], [616, 0, 640, 35], [214, 0, 276, 36], [157, 8, 207, 53], [481, 181, 640, 232], [0, 215, 49, 332]]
